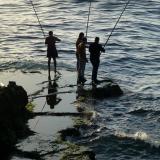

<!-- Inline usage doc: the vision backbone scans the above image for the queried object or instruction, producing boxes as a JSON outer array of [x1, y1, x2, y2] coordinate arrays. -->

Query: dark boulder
[[59, 128, 80, 141], [77, 80, 123, 99], [0, 81, 31, 158], [91, 81, 123, 98]]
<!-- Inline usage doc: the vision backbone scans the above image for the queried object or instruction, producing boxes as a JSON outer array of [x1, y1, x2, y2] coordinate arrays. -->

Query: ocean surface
[[0, 0, 160, 159]]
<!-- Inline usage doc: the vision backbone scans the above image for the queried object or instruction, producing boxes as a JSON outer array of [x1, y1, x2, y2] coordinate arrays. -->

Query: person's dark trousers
[[91, 59, 100, 81], [76, 54, 79, 71]]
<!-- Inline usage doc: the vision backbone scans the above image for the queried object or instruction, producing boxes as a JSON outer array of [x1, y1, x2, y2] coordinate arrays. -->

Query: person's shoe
[[77, 79, 81, 84], [95, 79, 100, 84], [81, 78, 87, 83], [92, 80, 97, 85], [92, 79, 100, 84], [77, 77, 82, 84]]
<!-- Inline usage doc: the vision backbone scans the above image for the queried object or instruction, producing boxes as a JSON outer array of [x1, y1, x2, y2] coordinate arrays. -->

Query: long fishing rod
[[28, 0, 45, 38], [86, 0, 92, 38], [104, 0, 131, 47]]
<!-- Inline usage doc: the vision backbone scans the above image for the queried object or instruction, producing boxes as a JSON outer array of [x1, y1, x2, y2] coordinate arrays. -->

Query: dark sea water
[[0, 0, 160, 159]]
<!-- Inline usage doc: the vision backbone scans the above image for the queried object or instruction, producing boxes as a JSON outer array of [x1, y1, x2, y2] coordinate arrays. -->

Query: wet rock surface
[[1, 72, 123, 160]]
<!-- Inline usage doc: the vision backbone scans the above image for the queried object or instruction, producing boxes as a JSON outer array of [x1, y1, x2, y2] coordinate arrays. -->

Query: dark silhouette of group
[[76, 32, 105, 84], [45, 31, 105, 85]]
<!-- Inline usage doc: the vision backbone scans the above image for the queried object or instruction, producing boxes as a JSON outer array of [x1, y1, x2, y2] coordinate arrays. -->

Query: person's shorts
[[47, 49, 58, 58]]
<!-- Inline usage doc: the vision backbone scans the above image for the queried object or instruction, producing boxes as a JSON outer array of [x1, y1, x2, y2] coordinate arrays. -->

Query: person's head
[[79, 32, 84, 39], [95, 37, 100, 43], [49, 31, 53, 36]]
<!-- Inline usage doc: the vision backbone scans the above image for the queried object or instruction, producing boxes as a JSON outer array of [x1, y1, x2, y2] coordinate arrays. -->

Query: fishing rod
[[86, 0, 92, 38], [104, 0, 131, 47], [29, 90, 75, 100], [28, 0, 46, 39]]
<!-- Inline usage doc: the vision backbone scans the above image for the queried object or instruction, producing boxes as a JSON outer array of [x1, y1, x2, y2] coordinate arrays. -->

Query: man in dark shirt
[[89, 37, 105, 84], [45, 31, 61, 76]]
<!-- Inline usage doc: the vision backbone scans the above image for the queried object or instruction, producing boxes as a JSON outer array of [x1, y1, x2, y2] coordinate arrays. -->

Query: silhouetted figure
[[46, 75, 61, 109], [76, 32, 85, 71], [45, 31, 61, 76], [77, 37, 88, 84], [89, 37, 105, 84]]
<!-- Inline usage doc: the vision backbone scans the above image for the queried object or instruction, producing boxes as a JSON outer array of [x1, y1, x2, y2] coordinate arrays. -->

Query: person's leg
[[78, 60, 84, 83], [81, 61, 86, 80], [48, 57, 51, 76], [53, 57, 57, 74], [92, 61, 99, 82], [90, 59, 95, 81], [92, 64, 95, 81], [78, 61, 82, 83], [96, 61, 100, 81], [76, 54, 79, 71], [94, 64, 98, 81]]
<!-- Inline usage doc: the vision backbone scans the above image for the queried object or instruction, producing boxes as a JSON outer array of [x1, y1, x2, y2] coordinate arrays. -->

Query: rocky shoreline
[[0, 71, 123, 160]]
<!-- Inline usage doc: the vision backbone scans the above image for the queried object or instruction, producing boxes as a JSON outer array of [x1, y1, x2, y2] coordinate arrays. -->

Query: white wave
[[115, 130, 149, 141]]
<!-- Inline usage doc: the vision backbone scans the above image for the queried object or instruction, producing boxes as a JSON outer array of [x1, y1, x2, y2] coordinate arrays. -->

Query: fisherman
[[89, 37, 105, 84], [77, 37, 88, 84], [45, 31, 61, 76], [76, 32, 85, 71]]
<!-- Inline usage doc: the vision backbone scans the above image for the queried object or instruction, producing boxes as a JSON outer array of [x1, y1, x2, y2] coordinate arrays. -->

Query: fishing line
[[28, 0, 45, 39], [29, 90, 75, 100], [104, 0, 131, 47], [86, 0, 92, 38], [33, 100, 47, 129]]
